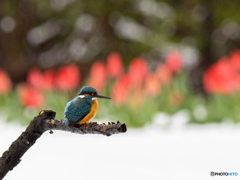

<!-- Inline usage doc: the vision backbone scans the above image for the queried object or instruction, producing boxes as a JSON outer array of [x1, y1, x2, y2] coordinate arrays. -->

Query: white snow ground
[[0, 111, 240, 180]]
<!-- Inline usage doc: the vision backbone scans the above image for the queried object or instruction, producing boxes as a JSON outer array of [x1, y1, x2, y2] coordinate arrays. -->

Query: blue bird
[[64, 86, 111, 131]]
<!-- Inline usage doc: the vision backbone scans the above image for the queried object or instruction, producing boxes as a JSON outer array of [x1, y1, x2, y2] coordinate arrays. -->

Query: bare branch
[[0, 110, 127, 179]]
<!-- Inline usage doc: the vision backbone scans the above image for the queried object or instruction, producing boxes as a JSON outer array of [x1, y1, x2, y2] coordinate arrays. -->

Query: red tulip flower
[[230, 50, 240, 70], [17, 84, 44, 108], [129, 57, 148, 85], [55, 64, 80, 91], [27, 68, 44, 90], [165, 50, 182, 73], [43, 70, 55, 91], [203, 57, 240, 94], [107, 52, 124, 78], [27, 68, 56, 91], [112, 74, 131, 105], [0, 69, 12, 95], [88, 61, 107, 92]]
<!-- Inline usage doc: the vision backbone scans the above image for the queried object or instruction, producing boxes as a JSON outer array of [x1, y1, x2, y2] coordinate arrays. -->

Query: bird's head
[[78, 86, 111, 100]]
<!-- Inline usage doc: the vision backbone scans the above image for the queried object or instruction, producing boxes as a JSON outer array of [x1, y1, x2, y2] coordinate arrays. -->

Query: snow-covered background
[[0, 111, 239, 180]]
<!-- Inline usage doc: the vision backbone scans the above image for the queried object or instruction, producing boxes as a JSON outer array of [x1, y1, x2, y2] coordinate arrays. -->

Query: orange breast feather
[[77, 99, 99, 125]]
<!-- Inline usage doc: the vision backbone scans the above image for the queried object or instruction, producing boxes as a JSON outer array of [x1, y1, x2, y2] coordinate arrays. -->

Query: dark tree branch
[[0, 110, 127, 179]]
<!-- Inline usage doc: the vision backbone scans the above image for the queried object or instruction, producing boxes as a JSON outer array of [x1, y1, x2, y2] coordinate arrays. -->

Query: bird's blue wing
[[64, 97, 92, 124]]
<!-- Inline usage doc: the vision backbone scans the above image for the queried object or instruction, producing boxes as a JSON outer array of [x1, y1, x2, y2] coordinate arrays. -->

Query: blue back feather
[[64, 96, 93, 129]]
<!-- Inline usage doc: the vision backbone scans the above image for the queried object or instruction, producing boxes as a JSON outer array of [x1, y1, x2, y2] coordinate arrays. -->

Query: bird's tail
[[65, 120, 69, 131]]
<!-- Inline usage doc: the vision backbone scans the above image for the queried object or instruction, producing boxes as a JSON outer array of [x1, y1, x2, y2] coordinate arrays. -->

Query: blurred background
[[1, 0, 240, 179]]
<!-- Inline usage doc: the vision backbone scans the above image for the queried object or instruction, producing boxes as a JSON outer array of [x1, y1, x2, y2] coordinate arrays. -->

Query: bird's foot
[[85, 122, 92, 124]]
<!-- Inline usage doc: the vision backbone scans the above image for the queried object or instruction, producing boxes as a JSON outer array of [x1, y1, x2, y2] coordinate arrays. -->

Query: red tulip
[[203, 57, 240, 94], [129, 57, 148, 85], [88, 61, 107, 92], [17, 84, 44, 108], [107, 52, 124, 78], [165, 50, 182, 73], [112, 74, 131, 105], [43, 70, 55, 91], [0, 69, 12, 95], [55, 64, 80, 91], [144, 72, 161, 96], [230, 50, 240, 70], [27, 68, 44, 89], [27, 68, 56, 91]]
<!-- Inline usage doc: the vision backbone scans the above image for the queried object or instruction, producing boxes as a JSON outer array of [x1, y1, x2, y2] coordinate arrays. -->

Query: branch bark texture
[[0, 110, 127, 179]]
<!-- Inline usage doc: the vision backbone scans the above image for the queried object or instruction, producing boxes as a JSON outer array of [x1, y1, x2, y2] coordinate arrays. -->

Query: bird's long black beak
[[94, 93, 111, 99]]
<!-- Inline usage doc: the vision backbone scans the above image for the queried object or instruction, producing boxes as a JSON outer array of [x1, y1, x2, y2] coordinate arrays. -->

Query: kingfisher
[[64, 86, 111, 131]]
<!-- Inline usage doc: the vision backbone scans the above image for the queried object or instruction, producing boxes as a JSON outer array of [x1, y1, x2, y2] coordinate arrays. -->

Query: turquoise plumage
[[64, 86, 111, 131], [64, 97, 92, 130]]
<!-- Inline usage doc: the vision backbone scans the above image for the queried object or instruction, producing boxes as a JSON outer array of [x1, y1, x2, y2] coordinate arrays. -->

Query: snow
[[0, 113, 240, 180]]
